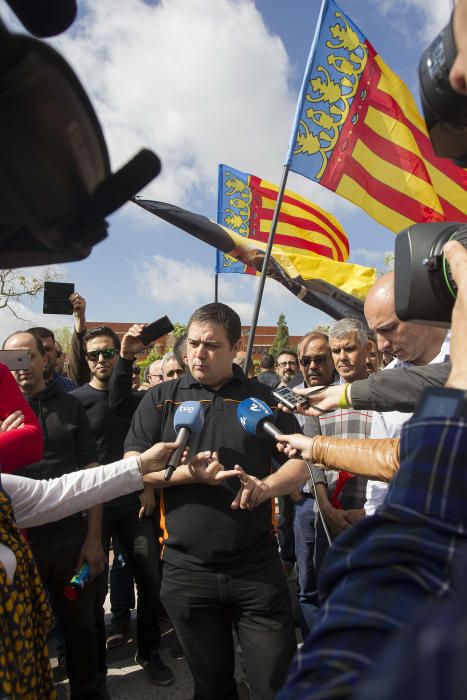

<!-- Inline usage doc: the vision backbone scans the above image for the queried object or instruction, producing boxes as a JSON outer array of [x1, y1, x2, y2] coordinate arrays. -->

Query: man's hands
[[121, 324, 147, 361], [231, 466, 269, 510], [277, 385, 342, 416], [139, 484, 156, 519], [321, 504, 353, 537], [444, 241, 467, 390], [70, 292, 87, 334], [187, 451, 239, 484], [0, 410, 25, 432], [77, 536, 106, 580]]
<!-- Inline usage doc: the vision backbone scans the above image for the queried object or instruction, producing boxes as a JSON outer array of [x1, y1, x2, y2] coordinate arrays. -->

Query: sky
[[0, 0, 452, 343]]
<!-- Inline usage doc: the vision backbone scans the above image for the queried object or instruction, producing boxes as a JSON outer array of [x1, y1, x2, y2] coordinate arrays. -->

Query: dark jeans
[[277, 495, 295, 564], [109, 535, 135, 628], [102, 502, 161, 658], [293, 494, 319, 634], [161, 555, 296, 700], [31, 524, 106, 699]]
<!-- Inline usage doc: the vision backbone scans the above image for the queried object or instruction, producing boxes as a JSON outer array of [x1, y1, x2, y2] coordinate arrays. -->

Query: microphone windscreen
[[173, 401, 204, 434], [237, 398, 273, 436]]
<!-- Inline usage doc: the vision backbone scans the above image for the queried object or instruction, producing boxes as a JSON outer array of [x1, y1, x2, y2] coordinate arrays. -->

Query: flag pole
[[214, 271, 219, 303], [243, 164, 290, 373]]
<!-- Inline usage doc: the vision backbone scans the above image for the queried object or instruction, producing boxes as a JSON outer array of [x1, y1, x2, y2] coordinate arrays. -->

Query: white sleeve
[[2, 457, 143, 528]]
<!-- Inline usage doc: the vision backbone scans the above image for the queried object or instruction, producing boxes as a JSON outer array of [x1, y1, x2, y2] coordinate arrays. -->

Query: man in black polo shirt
[[124, 303, 306, 700]]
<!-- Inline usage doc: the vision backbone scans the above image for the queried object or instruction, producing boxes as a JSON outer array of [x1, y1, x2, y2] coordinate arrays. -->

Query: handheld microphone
[[237, 398, 332, 546], [237, 397, 282, 441], [164, 401, 204, 481]]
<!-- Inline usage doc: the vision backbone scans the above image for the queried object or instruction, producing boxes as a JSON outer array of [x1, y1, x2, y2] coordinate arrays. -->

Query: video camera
[[395, 8, 467, 327], [0, 0, 161, 268]]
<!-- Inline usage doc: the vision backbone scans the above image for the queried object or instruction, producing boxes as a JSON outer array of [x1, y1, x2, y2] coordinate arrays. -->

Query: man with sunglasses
[[291, 331, 336, 634], [72, 325, 174, 687]]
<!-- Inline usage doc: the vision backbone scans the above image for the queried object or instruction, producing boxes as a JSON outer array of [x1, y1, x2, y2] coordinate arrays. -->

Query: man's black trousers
[[160, 554, 297, 700]]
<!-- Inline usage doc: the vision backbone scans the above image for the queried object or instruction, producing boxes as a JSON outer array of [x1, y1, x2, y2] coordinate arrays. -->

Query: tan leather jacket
[[310, 436, 400, 482]]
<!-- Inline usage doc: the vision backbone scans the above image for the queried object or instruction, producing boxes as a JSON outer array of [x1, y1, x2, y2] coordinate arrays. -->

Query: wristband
[[337, 383, 351, 409]]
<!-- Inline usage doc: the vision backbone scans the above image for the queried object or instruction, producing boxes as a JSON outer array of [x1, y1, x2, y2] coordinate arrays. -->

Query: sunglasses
[[299, 355, 329, 367], [86, 348, 117, 361]]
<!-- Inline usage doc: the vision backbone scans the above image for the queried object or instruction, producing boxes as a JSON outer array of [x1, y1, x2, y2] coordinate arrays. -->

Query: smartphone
[[43, 281, 75, 314], [0, 349, 31, 370], [139, 315, 174, 346], [272, 385, 326, 411]]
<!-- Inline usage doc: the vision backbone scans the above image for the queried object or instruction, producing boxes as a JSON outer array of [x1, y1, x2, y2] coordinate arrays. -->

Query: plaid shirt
[[52, 373, 77, 393], [278, 416, 467, 700], [304, 403, 372, 509]]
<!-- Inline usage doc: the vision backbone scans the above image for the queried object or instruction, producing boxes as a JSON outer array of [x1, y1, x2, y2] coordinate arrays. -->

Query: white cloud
[[52, 0, 300, 208], [350, 248, 393, 267], [378, 0, 450, 41]]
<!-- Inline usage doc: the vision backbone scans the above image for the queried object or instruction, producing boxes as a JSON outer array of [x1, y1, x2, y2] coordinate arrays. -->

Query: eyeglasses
[[166, 368, 184, 378], [148, 373, 163, 380], [277, 360, 297, 368], [86, 348, 117, 361], [299, 355, 328, 367]]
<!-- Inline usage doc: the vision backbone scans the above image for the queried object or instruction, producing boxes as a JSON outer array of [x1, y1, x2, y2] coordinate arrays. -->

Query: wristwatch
[[414, 386, 467, 419]]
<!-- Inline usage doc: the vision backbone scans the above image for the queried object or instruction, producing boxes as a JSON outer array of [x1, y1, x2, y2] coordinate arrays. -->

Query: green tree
[[54, 326, 73, 354], [269, 313, 290, 356]]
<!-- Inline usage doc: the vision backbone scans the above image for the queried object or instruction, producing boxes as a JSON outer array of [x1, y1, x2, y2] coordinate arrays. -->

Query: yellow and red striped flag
[[216, 163, 350, 275], [286, 0, 467, 232]]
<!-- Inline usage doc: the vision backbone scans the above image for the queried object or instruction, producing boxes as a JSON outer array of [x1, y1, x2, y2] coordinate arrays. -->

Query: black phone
[[139, 316, 174, 347], [43, 281, 75, 314], [272, 385, 326, 411]]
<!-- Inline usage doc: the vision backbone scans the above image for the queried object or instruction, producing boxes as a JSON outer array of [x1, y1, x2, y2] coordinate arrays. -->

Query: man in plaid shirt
[[305, 318, 373, 573]]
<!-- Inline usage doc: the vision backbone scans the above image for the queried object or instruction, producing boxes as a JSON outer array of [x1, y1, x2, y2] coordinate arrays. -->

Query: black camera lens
[[418, 13, 467, 165], [430, 223, 467, 302]]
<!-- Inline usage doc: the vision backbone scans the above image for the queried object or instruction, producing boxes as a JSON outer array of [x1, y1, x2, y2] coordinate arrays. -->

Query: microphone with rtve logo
[[164, 401, 205, 481]]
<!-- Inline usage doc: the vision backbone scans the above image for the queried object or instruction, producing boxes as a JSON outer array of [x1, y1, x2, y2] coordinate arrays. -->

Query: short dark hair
[[83, 326, 121, 351], [27, 326, 55, 342], [260, 353, 275, 370], [187, 303, 241, 348], [3, 331, 45, 356], [173, 332, 188, 370], [276, 348, 298, 364]]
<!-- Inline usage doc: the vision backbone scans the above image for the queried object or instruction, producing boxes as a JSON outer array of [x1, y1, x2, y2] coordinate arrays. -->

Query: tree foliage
[[54, 326, 73, 354], [269, 313, 290, 356]]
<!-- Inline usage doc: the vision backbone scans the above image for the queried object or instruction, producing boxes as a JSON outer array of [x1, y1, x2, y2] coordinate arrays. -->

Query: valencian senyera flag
[[133, 197, 376, 322], [216, 163, 349, 278], [286, 0, 467, 233]]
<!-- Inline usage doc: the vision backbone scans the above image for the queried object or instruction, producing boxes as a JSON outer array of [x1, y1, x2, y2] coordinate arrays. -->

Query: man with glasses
[[72, 325, 174, 687], [161, 351, 185, 381], [276, 349, 300, 387], [147, 359, 164, 386]]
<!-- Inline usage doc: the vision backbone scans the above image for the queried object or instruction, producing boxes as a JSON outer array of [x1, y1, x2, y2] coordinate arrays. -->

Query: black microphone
[[164, 401, 204, 481]]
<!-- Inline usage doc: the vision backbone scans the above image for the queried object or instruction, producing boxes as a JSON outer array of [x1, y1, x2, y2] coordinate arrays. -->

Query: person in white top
[[363, 271, 449, 515]]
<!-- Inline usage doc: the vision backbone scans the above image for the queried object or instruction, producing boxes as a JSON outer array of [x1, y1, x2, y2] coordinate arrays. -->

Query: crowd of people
[[1, 1, 467, 698]]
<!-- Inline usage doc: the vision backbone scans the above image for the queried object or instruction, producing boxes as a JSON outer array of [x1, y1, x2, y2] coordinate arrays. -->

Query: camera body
[[394, 222, 467, 327]]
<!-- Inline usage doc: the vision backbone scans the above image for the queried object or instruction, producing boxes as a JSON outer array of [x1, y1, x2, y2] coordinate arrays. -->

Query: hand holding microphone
[[237, 398, 332, 545], [164, 401, 204, 481]]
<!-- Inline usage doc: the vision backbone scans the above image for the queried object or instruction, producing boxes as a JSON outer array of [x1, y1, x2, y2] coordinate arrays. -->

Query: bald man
[[363, 271, 449, 515]]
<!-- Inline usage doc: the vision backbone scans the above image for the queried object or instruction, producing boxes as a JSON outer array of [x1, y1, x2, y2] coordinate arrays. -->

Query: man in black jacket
[[3, 330, 106, 699], [72, 324, 174, 686]]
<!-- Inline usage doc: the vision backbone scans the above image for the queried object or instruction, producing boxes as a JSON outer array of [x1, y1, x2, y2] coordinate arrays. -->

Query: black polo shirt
[[124, 364, 301, 570]]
